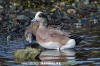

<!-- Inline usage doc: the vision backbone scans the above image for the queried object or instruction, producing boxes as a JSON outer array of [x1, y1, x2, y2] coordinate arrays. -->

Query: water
[[0, 26, 100, 66], [0, 0, 99, 65]]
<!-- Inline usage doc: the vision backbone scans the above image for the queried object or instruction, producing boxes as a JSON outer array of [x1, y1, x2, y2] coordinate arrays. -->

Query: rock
[[0, 16, 3, 21], [67, 8, 76, 14], [16, 15, 30, 20], [80, 18, 87, 24], [14, 48, 41, 63], [0, 5, 3, 9], [83, 0, 90, 5], [74, 22, 82, 28], [7, 35, 11, 41], [0, 0, 3, 4], [60, 2, 66, 6], [10, 6, 17, 10], [11, 2, 20, 6], [9, 14, 16, 19], [75, 0, 80, 2]]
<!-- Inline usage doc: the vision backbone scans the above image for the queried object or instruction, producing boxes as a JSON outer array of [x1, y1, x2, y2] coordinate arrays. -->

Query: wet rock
[[67, 8, 77, 14], [83, 0, 90, 5], [0, 16, 3, 22], [80, 18, 87, 24], [14, 48, 41, 63], [9, 14, 16, 20], [74, 22, 82, 28], [0, 17, 2, 21], [0, 5, 3, 9], [24, 9, 35, 19], [0, 0, 3, 4], [10, 5, 23, 11], [89, 16, 98, 25], [16, 15, 30, 20], [10, 6, 18, 11], [53, 8, 63, 19], [60, 2, 66, 6]]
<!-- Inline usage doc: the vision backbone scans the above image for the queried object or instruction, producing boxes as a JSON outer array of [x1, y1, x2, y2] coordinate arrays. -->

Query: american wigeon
[[29, 11, 82, 50]]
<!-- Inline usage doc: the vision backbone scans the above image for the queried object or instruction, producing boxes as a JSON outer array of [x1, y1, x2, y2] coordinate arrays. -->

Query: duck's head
[[31, 11, 48, 23]]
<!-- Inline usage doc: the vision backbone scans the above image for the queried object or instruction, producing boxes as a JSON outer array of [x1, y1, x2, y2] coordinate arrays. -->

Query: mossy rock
[[67, 8, 76, 14], [14, 48, 41, 63]]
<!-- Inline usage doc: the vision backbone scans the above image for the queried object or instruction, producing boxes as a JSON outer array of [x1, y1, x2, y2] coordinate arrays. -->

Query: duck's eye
[[39, 13, 46, 17]]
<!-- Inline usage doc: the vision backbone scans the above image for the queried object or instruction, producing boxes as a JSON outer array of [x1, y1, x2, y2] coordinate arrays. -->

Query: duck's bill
[[31, 18, 37, 22]]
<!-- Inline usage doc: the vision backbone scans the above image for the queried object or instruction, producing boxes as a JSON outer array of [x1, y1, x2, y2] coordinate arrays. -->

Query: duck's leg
[[25, 43, 32, 48], [56, 48, 60, 51]]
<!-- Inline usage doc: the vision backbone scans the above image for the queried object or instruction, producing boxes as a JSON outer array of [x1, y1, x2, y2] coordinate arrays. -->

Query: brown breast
[[25, 22, 39, 36]]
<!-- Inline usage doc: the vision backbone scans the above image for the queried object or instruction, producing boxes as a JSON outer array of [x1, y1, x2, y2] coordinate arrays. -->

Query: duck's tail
[[69, 33, 83, 45]]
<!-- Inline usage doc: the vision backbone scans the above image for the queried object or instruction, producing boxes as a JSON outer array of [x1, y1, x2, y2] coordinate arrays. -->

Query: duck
[[27, 11, 82, 50]]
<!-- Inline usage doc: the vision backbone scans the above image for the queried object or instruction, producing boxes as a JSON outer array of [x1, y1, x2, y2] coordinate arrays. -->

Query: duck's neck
[[31, 22, 39, 36], [35, 17, 48, 29], [39, 21, 47, 28]]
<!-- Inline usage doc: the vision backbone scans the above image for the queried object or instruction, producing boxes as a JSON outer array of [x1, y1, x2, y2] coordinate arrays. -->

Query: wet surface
[[0, 26, 100, 66]]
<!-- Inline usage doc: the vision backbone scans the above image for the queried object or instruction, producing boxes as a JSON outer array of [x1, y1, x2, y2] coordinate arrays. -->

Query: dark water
[[0, 26, 100, 66]]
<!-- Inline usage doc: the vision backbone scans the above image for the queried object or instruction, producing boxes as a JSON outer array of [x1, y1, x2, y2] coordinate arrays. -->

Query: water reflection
[[39, 49, 76, 65], [0, 26, 100, 66]]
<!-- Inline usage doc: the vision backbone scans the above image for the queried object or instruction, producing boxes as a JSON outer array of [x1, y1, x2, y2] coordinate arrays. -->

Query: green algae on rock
[[14, 48, 41, 63]]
